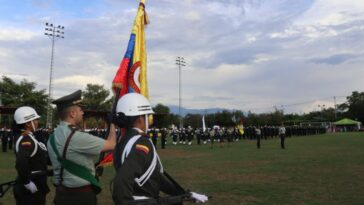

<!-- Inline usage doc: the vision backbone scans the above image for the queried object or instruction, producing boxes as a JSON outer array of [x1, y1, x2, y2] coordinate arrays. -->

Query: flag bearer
[[112, 93, 208, 205]]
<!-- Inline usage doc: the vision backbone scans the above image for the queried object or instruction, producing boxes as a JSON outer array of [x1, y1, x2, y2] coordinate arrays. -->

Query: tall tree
[[0, 76, 48, 115], [153, 103, 171, 128], [184, 113, 203, 128], [338, 91, 364, 122], [82, 84, 113, 111]]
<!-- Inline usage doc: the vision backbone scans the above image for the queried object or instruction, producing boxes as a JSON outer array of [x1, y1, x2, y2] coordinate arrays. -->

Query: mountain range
[[167, 105, 234, 116]]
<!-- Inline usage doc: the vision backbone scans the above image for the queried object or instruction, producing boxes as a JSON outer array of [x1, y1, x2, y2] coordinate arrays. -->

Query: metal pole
[[44, 23, 64, 128], [179, 63, 182, 128], [333, 96, 337, 120], [0, 93, 2, 126], [46, 29, 55, 129], [176, 57, 186, 129]]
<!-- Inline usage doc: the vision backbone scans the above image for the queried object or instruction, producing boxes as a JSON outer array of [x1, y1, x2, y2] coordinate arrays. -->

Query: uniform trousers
[[280, 134, 285, 149], [54, 186, 96, 205], [13, 183, 46, 205]]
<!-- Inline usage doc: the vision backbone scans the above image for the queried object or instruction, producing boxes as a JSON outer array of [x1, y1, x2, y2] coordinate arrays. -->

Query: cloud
[[0, 0, 363, 114], [54, 75, 106, 88], [0, 28, 36, 41], [295, 0, 364, 26], [311, 53, 358, 65]]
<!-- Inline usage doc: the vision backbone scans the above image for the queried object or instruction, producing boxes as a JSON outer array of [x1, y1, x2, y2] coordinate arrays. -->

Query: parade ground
[[1, 132, 363, 205]]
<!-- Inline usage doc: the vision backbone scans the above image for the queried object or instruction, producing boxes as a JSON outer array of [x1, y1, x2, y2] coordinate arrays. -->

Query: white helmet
[[116, 93, 154, 116], [14, 106, 40, 124]]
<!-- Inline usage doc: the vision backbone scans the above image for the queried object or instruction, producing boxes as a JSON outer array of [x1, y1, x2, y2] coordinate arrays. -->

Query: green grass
[[1, 132, 364, 205]]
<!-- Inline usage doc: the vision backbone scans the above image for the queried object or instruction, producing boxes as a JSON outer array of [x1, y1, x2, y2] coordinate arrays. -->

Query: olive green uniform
[[47, 121, 105, 205]]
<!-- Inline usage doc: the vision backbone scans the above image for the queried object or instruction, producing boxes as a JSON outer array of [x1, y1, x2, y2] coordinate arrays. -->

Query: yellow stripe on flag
[[132, 0, 149, 98]]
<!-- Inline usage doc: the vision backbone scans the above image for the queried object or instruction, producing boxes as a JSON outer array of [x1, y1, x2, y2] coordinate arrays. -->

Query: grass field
[[1, 132, 364, 205]]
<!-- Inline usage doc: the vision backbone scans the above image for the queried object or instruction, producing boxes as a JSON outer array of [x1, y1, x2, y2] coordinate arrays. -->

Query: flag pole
[[95, 87, 121, 177]]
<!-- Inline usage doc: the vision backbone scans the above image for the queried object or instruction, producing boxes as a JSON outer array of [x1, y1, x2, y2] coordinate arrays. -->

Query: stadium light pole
[[176, 56, 186, 129], [44, 22, 64, 129], [333, 96, 337, 120], [0, 92, 2, 125]]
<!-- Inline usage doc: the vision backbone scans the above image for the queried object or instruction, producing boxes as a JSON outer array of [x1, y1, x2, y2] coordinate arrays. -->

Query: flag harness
[[120, 135, 163, 187]]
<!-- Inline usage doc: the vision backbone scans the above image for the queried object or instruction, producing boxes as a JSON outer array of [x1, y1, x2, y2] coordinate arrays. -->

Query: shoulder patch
[[135, 144, 149, 154], [21, 141, 32, 147]]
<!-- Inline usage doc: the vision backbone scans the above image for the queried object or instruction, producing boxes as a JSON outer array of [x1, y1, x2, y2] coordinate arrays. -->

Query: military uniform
[[113, 128, 185, 205], [195, 128, 201, 145], [47, 90, 105, 205], [161, 128, 167, 149], [13, 131, 49, 205], [1, 128, 8, 152], [255, 127, 261, 149], [186, 127, 193, 145], [8, 129, 14, 150], [151, 128, 158, 147], [171, 128, 178, 145], [279, 126, 286, 149]]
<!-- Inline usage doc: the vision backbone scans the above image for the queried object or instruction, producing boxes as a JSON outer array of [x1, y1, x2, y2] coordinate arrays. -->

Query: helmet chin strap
[[145, 114, 149, 132], [30, 121, 36, 132]]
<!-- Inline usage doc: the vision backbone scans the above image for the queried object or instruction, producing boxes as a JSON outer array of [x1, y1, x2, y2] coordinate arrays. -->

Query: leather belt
[[56, 185, 93, 193]]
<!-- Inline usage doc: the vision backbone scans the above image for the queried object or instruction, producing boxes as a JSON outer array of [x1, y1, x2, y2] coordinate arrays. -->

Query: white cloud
[[296, 0, 364, 26], [0, 28, 36, 41], [1, 0, 364, 115], [54, 75, 106, 89], [185, 11, 200, 21]]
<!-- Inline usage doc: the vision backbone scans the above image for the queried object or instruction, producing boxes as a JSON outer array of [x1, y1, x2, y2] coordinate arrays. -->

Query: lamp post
[[333, 96, 337, 120], [44, 22, 64, 128], [0, 92, 2, 125], [176, 56, 186, 129]]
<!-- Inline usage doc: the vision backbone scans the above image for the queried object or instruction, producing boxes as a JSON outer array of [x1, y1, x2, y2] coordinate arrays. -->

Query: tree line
[[1, 76, 363, 128]]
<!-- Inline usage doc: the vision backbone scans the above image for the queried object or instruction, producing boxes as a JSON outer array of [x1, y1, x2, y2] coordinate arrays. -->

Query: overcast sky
[[1, 0, 363, 114]]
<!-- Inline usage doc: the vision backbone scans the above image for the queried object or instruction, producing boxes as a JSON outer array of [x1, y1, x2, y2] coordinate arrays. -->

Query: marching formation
[[0, 90, 330, 205], [143, 124, 326, 150]]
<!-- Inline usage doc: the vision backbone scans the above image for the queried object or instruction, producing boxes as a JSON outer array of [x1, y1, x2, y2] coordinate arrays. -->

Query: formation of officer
[[112, 93, 208, 204], [47, 90, 116, 205], [13, 106, 49, 205]]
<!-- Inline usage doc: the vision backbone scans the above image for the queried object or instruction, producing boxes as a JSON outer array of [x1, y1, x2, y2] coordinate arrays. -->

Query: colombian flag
[[112, 0, 150, 99], [99, 0, 150, 168]]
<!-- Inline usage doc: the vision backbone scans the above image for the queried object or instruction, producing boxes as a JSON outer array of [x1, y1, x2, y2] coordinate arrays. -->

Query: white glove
[[24, 181, 38, 193], [190, 192, 208, 203]]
